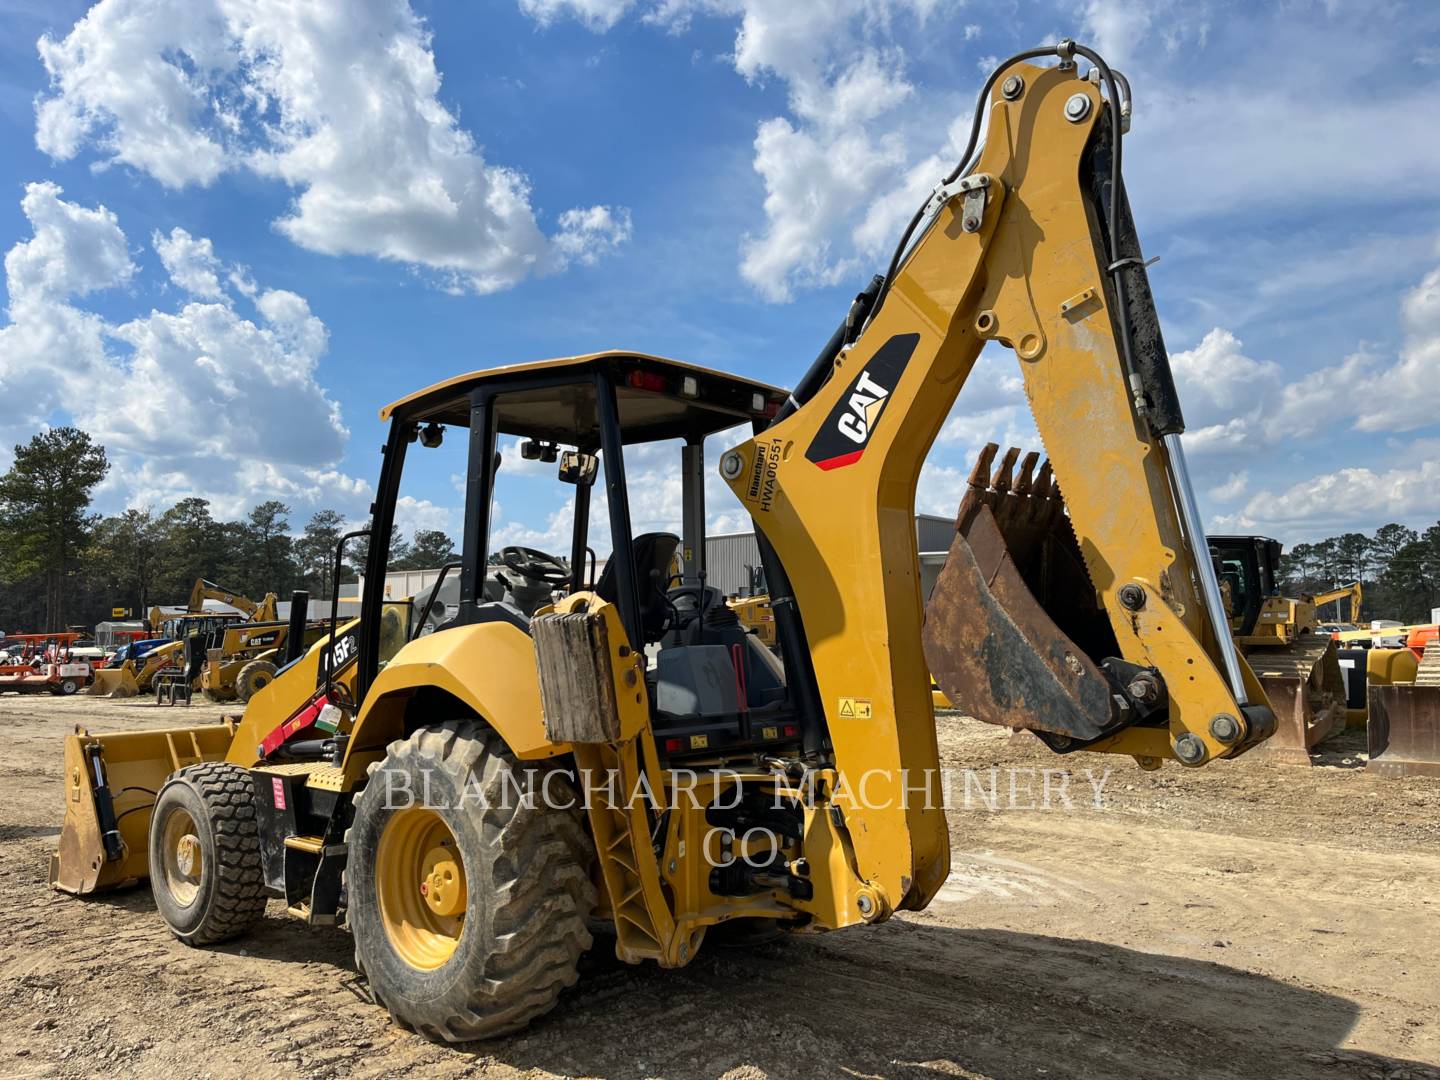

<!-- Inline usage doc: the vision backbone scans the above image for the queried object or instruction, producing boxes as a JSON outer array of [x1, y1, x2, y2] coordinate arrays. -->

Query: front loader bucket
[[1245, 639, 1346, 765], [923, 444, 1124, 744], [49, 721, 236, 895], [86, 666, 139, 698]]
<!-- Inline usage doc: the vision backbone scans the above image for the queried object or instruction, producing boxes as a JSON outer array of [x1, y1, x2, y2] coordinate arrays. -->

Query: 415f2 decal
[[804, 333, 920, 471]]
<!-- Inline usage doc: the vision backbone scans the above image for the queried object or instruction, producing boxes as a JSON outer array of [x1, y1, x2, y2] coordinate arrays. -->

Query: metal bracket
[[923, 173, 992, 233]]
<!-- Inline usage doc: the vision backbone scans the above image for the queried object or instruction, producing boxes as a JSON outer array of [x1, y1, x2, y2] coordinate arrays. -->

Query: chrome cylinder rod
[[1162, 431, 1248, 705]]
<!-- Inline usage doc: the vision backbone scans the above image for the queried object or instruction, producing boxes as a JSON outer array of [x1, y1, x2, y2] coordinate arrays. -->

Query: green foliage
[[1279, 521, 1440, 624], [0, 427, 109, 630], [395, 528, 457, 570], [0, 426, 473, 635]]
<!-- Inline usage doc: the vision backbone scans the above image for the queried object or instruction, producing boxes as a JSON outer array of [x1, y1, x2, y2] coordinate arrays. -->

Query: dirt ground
[[1, 693, 1437, 1080]]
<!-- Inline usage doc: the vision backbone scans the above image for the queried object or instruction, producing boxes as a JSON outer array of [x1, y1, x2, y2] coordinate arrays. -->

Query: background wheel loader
[[50, 43, 1280, 1043]]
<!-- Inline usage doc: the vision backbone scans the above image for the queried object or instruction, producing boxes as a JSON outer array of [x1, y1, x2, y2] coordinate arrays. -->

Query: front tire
[[348, 722, 595, 1042], [148, 762, 268, 945], [58, 678, 79, 696]]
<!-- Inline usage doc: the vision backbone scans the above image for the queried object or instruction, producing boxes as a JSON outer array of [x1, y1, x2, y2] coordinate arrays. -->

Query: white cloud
[[152, 227, 223, 299], [1170, 328, 1280, 414], [4, 181, 133, 304], [519, 0, 636, 30], [1207, 469, 1249, 503], [393, 494, 459, 537], [0, 183, 361, 516], [35, 0, 631, 295], [1219, 456, 1440, 536], [523, 0, 945, 301]]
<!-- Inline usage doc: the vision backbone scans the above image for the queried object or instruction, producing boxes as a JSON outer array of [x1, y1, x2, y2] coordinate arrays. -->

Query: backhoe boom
[[721, 49, 1274, 913]]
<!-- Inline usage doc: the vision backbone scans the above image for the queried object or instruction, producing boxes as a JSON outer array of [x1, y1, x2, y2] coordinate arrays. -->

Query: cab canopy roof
[[381, 352, 788, 448]]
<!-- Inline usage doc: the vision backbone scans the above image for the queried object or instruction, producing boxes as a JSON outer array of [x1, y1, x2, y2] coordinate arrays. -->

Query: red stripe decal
[[814, 449, 864, 471]]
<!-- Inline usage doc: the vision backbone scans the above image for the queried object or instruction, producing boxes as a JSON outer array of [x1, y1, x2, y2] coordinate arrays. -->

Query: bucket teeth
[[1013, 451, 1039, 495], [955, 443, 1066, 529], [967, 443, 998, 490], [1033, 460, 1053, 499], [991, 446, 1021, 493]]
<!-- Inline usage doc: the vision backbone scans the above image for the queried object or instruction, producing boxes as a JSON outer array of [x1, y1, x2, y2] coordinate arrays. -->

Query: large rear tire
[[149, 762, 268, 945], [348, 722, 595, 1042], [235, 659, 278, 703]]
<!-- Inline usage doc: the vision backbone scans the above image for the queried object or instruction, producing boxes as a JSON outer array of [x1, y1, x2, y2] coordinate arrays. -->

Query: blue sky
[[0, 0, 1438, 553]]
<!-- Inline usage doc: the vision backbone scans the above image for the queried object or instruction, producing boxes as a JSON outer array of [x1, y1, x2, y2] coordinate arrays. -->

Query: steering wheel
[[500, 545, 571, 586]]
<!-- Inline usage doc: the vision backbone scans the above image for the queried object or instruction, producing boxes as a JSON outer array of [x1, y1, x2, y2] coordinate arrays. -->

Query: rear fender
[[340, 621, 564, 788]]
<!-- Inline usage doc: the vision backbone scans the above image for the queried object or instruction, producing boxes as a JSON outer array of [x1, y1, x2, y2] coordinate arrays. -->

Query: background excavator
[[51, 43, 1279, 1043], [92, 579, 283, 700]]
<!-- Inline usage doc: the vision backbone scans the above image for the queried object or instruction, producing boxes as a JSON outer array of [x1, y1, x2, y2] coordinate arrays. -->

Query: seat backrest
[[595, 532, 681, 641]]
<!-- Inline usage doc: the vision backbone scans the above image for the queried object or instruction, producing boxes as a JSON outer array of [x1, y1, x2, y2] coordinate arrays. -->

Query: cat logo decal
[[804, 333, 920, 471]]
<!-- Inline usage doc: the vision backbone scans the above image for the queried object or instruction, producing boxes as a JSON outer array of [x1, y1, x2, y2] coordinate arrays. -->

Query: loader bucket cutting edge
[[49, 722, 236, 895], [923, 443, 1123, 743]]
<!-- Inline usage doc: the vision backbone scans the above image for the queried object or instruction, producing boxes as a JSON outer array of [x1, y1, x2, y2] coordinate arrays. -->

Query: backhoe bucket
[[86, 665, 139, 698], [1244, 639, 1346, 765], [923, 444, 1125, 744], [49, 721, 236, 895], [1368, 644, 1440, 778]]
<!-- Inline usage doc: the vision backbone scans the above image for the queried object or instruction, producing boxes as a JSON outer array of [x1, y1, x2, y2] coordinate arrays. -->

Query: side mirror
[[558, 451, 598, 487]]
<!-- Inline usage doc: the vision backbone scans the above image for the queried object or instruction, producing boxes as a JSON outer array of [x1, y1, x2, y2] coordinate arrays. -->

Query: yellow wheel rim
[[376, 806, 468, 970], [160, 807, 203, 907]]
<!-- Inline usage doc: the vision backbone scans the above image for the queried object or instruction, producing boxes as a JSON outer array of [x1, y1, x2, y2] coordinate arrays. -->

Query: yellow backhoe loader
[[87, 640, 184, 698], [51, 43, 1278, 1042]]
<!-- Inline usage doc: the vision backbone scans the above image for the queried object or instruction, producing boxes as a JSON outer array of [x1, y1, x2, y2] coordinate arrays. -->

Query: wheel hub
[[420, 845, 466, 917], [376, 807, 468, 970], [175, 833, 201, 876]]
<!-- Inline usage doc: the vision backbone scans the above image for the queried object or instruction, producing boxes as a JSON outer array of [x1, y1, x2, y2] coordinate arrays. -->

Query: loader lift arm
[[721, 42, 1274, 911]]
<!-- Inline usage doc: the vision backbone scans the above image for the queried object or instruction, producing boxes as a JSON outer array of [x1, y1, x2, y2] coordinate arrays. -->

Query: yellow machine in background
[[1315, 581, 1363, 627], [726, 594, 776, 649], [52, 43, 1278, 1045], [87, 640, 184, 698], [1208, 535, 1349, 763]]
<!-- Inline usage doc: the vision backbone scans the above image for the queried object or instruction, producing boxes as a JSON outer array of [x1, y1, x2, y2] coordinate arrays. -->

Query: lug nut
[[1118, 584, 1146, 611], [1001, 74, 1024, 100], [1173, 733, 1207, 766], [1209, 714, 1241, 745]]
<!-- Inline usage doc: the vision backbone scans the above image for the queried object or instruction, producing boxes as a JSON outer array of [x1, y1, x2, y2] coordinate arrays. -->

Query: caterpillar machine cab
[[51, 43, 1277, 1042]]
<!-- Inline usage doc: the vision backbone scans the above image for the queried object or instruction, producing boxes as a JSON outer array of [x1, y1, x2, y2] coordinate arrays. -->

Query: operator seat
[[595, 532, 680, 643]]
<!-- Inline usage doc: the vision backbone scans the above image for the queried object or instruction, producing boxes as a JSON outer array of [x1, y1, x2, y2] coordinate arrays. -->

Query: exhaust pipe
[[285, 591, 309, 665]]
